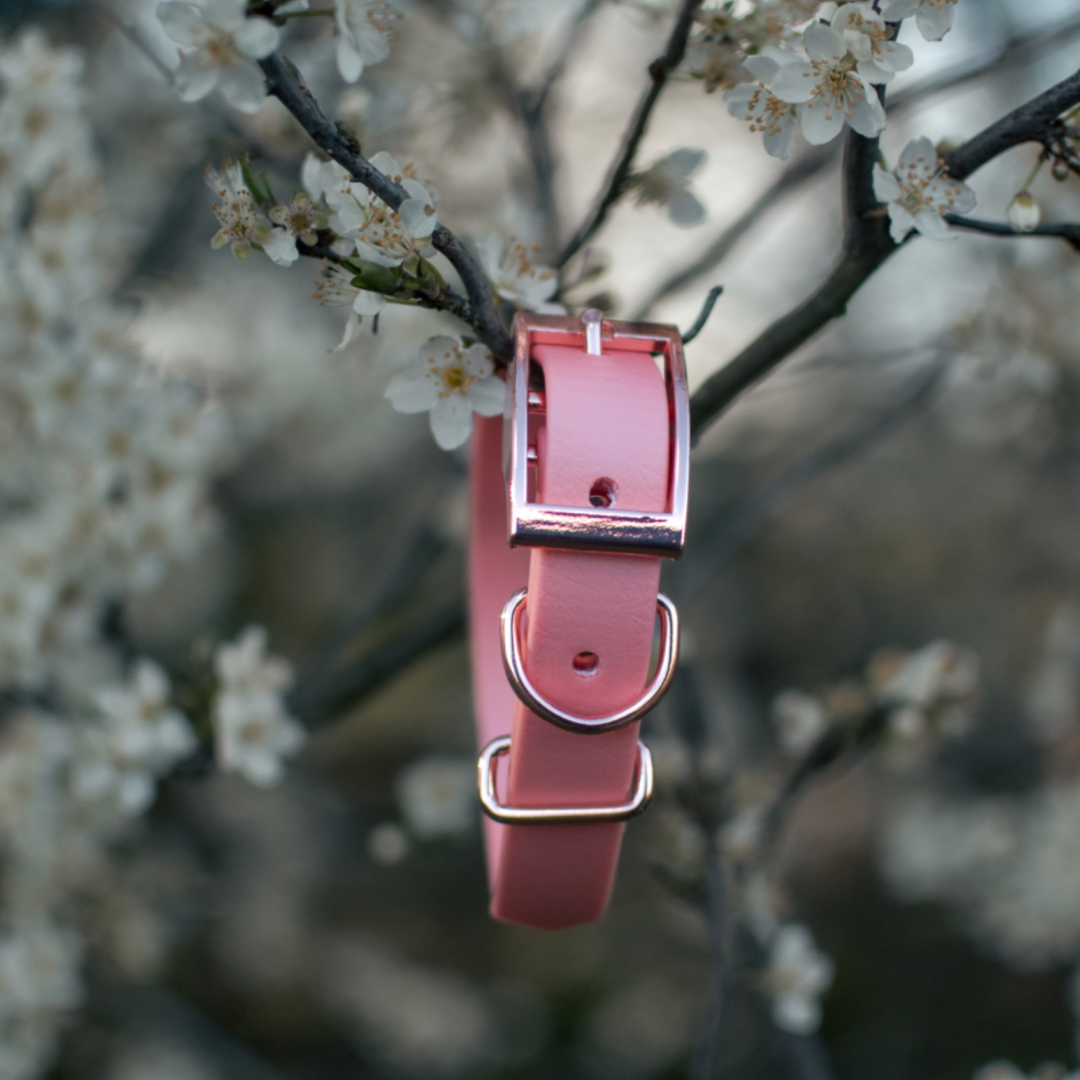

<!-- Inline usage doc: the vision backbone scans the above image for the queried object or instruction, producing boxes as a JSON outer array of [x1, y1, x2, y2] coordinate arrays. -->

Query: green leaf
[[240, 158, 275, 208]]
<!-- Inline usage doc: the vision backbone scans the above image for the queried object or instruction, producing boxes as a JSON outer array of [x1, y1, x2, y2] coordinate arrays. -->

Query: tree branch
[[556, 0, 704, 268], [944, 214, 1080, 249], [687, 66, 1080, 442], [258, 54, 513, 362], [681, 284, 723, 344], [636, 12, 1080, 319]]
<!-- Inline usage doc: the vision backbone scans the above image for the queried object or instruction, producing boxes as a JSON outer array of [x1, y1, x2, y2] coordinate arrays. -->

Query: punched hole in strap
[[500, 588, 679, 734]]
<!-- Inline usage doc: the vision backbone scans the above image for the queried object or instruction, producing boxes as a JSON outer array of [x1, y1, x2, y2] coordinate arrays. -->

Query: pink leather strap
[[469, 344, 670, 930]]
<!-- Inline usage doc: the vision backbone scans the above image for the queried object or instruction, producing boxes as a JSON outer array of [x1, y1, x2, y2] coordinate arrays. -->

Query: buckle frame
[[505, 310, 690, 559], [478, 736, 654, 824]]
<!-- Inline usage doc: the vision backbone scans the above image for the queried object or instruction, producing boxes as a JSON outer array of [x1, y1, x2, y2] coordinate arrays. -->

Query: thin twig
[[686, 354, 949, 579], [687, 66, 1080, 442], [290, 603, 465, 730], [681, 285, 724, 344], [944, 214, 1080, 249], [257, 54, 513, 361], [557, 0, 704, 268]]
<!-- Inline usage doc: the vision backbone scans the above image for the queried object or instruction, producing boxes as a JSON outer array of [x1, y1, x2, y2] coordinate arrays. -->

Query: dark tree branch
[[687, 354, 949, 579], [687, 66, 1080, 442], [290, 603, 464, 730], [681, 284, 724, 344], [636, 12, 1080, 319], [258, 54, 513, 362], [557, 0, 704, 268], [944, 214, 1080, 249]]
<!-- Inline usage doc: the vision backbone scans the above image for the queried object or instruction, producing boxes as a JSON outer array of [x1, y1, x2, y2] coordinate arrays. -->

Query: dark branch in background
[[687, 66, 1080, 442], [258, 54, 514, 361], [944, 214, 1080, 249], [636, 12, 1080, 318], [684, 354, 949, 583], [557, 0, 704, 268], [290, 603, 464, 730], [681, 284, 723, 343]]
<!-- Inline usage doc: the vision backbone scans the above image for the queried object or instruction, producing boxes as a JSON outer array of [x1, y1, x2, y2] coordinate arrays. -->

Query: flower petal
[[173, 53, 219, 102], [770, 61, 816, 104], [466, 376, 506, 417], [351, 290, 385, 315], [798, 100, 844, 145], [802, 22, 846, 64], [156, 2, 207, 47], [667, 188, 706, 227], [262, 228, 299, 266], [873, 168, 901, 203], [743, 55, 779, 82], [763, 117, 796, 160], [915, 3, 955, 41], [336, 36, 364, 83], [429, 395, 473, 450], [217, 63, 267, 113], [398, 197, 437, 241], [845, 89, 886, 138], [385, 368, 437, 413], [234, 17, 280, 59]]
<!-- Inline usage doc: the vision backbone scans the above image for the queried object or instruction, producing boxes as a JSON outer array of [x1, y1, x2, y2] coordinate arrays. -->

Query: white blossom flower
[[873, 137, 976, 243], [204, 161, 272, 261], [1008, 192, 1041, 233], [772, 689, 829, 754], [475, 234, 561, 311], [395, 756, 475, 840], [73, 659, 198, 814], [770, 22, 886, 145], [879, 0, 958, 42], [312, 261, 387, 351], [765, 924, 835, 1034], [385, 336, 504, 450], [326, 151, 438, 267], [334, 0, 400, 83], [831, 3, 914, 84], [212, 626, 305, 787], [725, 57, 798, 160], [156, 0, 280, 113], [631, 148, 708, 226], [263, 191, 328, 267]]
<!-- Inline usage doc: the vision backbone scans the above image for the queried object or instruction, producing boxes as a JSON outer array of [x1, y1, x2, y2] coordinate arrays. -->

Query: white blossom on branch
[[475, 234, 561, 311], [156, 0, 280, 113], [385, 336, 504, 450], [879, 0, 958, 43], [725, 57, 798, 160], [873, 137, 976, 243], [831, 3, 914, 85], [334, 0, 400, 84], [770, 22, 887, 145], [630, 148, 709, 226], [212, 627, 305, 787], [764, 923, 835, 1035]]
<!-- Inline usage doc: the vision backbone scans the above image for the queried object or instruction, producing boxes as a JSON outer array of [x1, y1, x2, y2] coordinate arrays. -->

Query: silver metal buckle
[[478, 735, 654, 824], [500, 588, 679, 734], [505, 309, 690, 560]]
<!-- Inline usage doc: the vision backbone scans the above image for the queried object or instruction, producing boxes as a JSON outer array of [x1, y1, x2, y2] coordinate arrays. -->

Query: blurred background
[[3, 0, 1080, 1077]]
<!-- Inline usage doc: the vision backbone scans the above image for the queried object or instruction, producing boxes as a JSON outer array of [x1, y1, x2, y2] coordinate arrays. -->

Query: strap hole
[[588, 477, 618, 508], [572, 651, 599, 676]]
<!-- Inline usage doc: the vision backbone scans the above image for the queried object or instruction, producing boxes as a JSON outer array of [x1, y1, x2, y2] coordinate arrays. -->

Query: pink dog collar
[[469, 310, 689, 930]]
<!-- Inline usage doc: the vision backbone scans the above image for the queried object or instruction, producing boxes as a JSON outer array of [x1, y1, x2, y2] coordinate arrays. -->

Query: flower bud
[[1008, 192, 1041, 233]]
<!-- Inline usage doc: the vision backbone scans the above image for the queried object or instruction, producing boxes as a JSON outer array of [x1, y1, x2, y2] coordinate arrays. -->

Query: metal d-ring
[[499, 588, 679, 735]]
